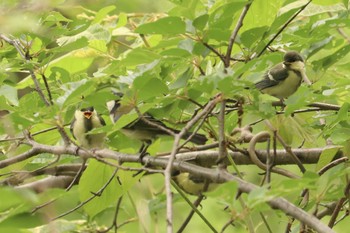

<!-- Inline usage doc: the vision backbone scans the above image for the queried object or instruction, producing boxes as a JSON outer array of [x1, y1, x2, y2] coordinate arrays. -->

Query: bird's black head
[[81, 106, 94, 119], [283, 51, 304, 64]]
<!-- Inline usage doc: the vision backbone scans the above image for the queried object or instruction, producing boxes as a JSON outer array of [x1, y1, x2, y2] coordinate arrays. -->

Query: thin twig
[[225, 2, 252, 67], [257, 0, 312, 57], [164, 95, 221, 233], [247, 131, 300, 179], [265, 120, 306, 173], [0, 34, 50, 106], [41, 73, 54, 105], [51, 168, 118, 220], [217, 100, 228, 164], [65, 159, 87, 191], [171, 180, 217, 233], [328, 197, 346, 228]]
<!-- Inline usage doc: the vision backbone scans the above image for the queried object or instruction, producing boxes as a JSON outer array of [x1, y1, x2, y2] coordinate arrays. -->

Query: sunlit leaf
[[92, 5, 116, 24], [135, 16, 186, 34]]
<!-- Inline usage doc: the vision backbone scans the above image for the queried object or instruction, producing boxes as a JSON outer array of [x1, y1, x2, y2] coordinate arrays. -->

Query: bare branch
[[164, 94, 221, 233], [51, 167, 118, 220], [247, 131, 300, 179], [217, 100, 228, 164], [225, 2, 252, 67], [265, 120, 306, 173], [0, 34, 51, 106], [257, 0, 312, 57]]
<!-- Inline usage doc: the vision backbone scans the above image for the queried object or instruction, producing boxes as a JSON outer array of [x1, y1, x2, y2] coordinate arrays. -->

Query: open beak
[[83, 111, 93, 119]]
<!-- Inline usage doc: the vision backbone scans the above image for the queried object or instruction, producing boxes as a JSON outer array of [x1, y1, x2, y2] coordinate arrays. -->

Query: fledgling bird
[[255, 51, 311, 99], [70, 106, 106, 149], [106, 94, 208, 155], [172, 171, 218, 195]]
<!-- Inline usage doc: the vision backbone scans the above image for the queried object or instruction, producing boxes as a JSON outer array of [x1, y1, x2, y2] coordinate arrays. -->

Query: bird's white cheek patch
[[290, 61, 305, 71]]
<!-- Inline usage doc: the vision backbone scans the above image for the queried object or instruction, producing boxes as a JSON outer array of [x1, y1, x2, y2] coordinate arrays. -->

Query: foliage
[[0, 0, 350, 232]]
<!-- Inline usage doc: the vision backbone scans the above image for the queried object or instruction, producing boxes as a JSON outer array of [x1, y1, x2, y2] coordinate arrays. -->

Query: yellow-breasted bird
[[255, 51, 311, 99], [70, 106, 106, 149]]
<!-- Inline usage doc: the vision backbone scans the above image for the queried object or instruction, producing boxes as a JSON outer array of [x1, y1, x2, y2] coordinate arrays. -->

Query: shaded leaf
[[316, 146, 342, 172]]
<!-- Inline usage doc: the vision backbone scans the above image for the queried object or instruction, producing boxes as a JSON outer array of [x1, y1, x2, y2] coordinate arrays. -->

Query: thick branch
[[16, 176, 74, 193], [0, 141, 337, 233]]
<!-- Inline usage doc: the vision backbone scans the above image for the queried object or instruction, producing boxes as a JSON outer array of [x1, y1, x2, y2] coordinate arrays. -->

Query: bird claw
[[74, 146, 81, 156], [138, 151, 150, 165]]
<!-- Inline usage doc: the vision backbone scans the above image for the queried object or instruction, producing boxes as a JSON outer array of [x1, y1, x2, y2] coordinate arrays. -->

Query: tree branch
[[225, 2, 252, 67], [0, 34, 51, 106], [257, 0, 312, 57], [164, 94, 221, 233]]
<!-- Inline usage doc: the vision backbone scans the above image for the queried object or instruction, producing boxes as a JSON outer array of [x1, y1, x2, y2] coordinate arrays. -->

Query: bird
[[255, 51, 311, 99], [106, 93, 208, 156], [172, 171, 218, 195], [70, 106, 106, 149]]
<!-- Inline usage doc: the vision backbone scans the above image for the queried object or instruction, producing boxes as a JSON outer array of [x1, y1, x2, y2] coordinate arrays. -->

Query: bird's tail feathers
[[182, 132, 208, 145]]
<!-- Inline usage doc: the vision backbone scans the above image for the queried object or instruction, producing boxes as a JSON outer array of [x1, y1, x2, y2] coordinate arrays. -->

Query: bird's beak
[[301, 71, 312, 86], [83, 111, 93, 119]]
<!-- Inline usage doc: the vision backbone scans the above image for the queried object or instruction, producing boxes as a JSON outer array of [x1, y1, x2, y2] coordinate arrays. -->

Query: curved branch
[[248, 131, 300, 179]]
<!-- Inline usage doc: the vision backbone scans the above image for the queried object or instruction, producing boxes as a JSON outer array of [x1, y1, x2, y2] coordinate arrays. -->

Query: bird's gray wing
[[255, 63, 289, 90], [98, 114, 106, 126], [126, 113, 173, 133]]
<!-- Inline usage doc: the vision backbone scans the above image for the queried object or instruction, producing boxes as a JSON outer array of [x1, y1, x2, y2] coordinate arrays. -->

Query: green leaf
[[0, 212, 46, 229], [284, 86, 313, 115], [312, 44, 350, 70], [116, 12, 128, 28], [44, 11, 73, 23], [120, 48, 161, 66], [169, 68, 192, 89], [57, 24, 111, 46], [240, 26, 269, 49], [134, 77, 168, 100], [316, 146, 342, 171], [57, 79, 96, 108], [92, 5, 116, 24], [89, 39, 107, 53], [336, 102, 350, 121], [79, 160, 122, 218], [135, 17, 186, 34], [192, 14, 208, 31], [0, 84, 18, 106]]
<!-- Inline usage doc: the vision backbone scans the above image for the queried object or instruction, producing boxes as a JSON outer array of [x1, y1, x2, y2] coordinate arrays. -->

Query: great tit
[[255, 51, 310, 99], [70, 107, 106, 149], [172, 171, 218, 195], [106, 94, 208, 155]]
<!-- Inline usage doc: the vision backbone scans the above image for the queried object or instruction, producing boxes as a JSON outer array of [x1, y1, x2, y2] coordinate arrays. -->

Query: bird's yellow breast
[[262, 70, 302, 99]]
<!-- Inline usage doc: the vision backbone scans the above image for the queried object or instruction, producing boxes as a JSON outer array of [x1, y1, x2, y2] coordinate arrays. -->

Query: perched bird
[[70, 106, 106, 149], [106, 93, 208, 155], [255, 51, 311, 99], [172, 171, 218, 195]]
